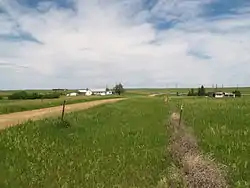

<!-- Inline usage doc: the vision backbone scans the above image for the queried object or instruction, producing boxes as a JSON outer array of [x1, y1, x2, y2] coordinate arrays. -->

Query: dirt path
[[168, 112, 228, 188], [0, 98, 125, 130]]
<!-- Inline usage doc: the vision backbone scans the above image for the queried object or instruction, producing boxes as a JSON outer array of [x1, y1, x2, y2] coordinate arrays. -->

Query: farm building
[[106, 91, 113, 95], [66, 92, 78, 97], [78, 89, 92, 96], [77, 88, 113, 96], [210, 91, 235, 98], [91, 89, 107, 96]]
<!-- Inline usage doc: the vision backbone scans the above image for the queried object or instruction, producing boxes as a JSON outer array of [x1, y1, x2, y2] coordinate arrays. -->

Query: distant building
[[224, 92, 236, 98], [211, 91, 235, 98], [106, 91, 113, 95], [77, 88, 113, 96], [78, 89, 92, 96], [66, 92, 78, 97], [91, 89, 107, 96]]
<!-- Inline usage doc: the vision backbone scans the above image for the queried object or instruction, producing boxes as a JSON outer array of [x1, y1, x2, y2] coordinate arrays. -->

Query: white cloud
[[0, 0, 250, 89]]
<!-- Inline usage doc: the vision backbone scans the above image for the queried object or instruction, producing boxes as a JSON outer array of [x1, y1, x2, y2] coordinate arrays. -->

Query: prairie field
[[170, 97, 250, 187], [1, 90, 250, 187], [0, 97, 170, 188]]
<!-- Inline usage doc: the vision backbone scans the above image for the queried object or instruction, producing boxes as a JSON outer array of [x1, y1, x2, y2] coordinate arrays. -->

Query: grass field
[[0, 95, 122, 115], [127, 87, 250, 95], [0, 97, 170, 187], [1, 89, 250, 187], [170, 97, 250, 187], [2, 87, 250, 98]]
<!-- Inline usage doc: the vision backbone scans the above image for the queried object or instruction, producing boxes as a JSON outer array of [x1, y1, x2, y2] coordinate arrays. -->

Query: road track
[[0, 98, 125, 130]]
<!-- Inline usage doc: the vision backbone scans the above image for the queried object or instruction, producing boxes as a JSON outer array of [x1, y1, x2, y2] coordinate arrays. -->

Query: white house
[[66, 92, 78, 97], [214, 91, 235, 98], [214, 92, 224, 98], [224, 92, 236, 98], [78, 89, 93, 96], [91, 89, 107, 96], [106, 91, 113, 95]]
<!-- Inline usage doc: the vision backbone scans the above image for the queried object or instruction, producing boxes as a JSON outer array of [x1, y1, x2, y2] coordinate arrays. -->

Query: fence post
[[61, 100, 66, 120], [179, 104, 183, 125]]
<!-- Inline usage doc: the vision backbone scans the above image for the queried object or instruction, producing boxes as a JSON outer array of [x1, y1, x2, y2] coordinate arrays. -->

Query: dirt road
[[0, 98, 125, 130]]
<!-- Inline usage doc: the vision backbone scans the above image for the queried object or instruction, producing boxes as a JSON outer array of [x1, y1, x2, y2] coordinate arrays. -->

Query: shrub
[[0, 96, 3, 100], [8, 91, 61, 100], [187, 89, 198, 96], [42, 92, 61, 99], [198, 85, 206, 96], [232, 90, 242, 97], [8, 91, 28, 100]]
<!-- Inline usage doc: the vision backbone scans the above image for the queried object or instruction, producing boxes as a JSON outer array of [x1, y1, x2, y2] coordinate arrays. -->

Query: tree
[[8, 91, 28, 100], [198, 85, 206, 96], [187, 88, 195, 96], [113, 83, 125, 95], [232, 90, 241, 97]]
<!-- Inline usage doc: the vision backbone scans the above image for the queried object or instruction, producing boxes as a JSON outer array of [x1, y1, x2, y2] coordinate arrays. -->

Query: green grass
[[0, 95, 122, 115], [0, 97, 170, 187], [2, 86, 249, 98], [170, 97, 250, 187], [126, 87, 250, 95]]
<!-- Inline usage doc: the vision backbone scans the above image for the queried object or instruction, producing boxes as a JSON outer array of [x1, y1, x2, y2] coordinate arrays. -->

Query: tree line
[[0, 83, 125, 100], [8, 91, 61, 100], [187, 85, 241, 97]]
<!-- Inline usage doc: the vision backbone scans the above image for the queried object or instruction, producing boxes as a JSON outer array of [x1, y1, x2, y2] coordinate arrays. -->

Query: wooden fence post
[[61, 100, 66, 120], [179, 104, 183, 126]]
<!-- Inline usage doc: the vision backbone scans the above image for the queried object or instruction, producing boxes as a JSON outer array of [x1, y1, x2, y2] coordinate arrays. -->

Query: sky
[[0, 0, 250, 89]]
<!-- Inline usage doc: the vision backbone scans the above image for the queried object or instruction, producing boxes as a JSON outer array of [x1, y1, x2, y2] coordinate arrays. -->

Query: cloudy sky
[[0, 0, 250, 89]]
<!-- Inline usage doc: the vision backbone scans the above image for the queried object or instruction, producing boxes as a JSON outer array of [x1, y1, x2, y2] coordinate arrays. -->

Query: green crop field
[[0, 97, 171, 187], [0, 95, 122, 115], [169, 97, 250, 187]]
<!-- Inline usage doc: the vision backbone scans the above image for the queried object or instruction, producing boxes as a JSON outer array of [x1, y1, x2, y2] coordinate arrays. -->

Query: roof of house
[[78, 90, 87, 93], [91, 89, 106, 92]]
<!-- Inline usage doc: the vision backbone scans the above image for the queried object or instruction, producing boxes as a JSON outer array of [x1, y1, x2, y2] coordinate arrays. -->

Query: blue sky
[[0, 0, 250, 89]]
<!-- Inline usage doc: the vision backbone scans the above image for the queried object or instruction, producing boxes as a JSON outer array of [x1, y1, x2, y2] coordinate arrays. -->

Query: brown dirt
[[0, 98, 125, 130], [169, 112, 228, 188]]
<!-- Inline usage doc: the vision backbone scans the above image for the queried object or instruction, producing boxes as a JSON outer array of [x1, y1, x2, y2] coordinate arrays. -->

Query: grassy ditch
[[170, 97, 250, 187]]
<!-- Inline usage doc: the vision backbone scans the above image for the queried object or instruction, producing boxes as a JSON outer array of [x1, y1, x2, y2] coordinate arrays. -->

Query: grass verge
[[0, 97, 170, 187]]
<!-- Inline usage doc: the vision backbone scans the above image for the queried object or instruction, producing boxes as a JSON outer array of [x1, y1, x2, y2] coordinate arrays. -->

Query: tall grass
[[170, 97, 250, 187], [0, 95, 121, 114], [0, 98, 170, 187]]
